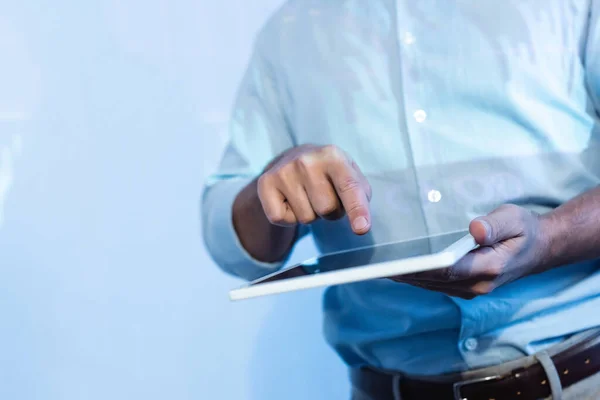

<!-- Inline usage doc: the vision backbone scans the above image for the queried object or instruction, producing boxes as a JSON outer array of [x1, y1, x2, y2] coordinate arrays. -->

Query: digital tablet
[[229, 230, 478, 301]]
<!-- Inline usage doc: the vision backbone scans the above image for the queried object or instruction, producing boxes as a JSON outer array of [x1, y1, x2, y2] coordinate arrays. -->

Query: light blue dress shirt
[[202, 0, 600, 375]]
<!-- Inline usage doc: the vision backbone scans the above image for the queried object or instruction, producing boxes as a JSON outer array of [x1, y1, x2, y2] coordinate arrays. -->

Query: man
[[202, 1, 600, 399]]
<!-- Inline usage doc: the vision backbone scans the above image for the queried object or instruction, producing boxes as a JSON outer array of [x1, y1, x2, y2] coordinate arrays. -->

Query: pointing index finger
[[327, 161, 371, 235]]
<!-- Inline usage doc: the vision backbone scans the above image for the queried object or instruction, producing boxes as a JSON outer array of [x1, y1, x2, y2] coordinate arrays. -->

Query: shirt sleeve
[[202, 27, 310, 281]]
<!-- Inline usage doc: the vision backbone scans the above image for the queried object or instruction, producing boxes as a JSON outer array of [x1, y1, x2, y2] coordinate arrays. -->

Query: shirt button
[[463, 337, 478, 352], [427, 189, 442, 203], [403, 32, 416, 45], [413, 109, 427, 123]]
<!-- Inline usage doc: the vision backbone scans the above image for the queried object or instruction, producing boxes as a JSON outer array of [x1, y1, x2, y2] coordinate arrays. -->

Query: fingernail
[[478, 219, 492, 241], [353, 216, 368, 231]]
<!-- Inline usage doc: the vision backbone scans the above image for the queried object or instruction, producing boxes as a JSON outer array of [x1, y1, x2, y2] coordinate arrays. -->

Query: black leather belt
[[351, 331, 600, 400]]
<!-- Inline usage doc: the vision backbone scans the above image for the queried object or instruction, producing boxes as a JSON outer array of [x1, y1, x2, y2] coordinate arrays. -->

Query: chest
[[280, 0, 593, 172]]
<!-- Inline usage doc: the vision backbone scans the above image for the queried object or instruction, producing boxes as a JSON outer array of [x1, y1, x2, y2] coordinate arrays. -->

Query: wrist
[[538, 210, 569, 270], [232, 178, 261, 223], [232, 178, 270, 239]]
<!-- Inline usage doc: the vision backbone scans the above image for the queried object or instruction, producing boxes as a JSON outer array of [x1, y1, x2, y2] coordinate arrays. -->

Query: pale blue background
[[0, 1, 348, 399]]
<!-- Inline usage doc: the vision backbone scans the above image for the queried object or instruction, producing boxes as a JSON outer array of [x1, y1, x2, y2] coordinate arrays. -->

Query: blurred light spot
[[414, 109, 427, 123], [427, 189, 442, 203], [403, 32, 415, 45]]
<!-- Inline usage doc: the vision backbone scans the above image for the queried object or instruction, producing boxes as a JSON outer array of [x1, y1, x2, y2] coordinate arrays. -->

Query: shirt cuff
[[202, 178, 285, 281]]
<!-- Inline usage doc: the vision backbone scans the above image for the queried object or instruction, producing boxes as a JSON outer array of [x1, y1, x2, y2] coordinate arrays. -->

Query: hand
[[258, 144, 372, 234], [391, 204, 554, 299]]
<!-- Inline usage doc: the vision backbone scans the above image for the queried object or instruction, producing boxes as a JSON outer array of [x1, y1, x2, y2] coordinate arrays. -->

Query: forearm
[[232, 178, 297, 263], [543, 185, 600, 268]]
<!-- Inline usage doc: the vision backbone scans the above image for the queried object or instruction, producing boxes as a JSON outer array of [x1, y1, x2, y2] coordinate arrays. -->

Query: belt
[[351, 330, 600, 400]]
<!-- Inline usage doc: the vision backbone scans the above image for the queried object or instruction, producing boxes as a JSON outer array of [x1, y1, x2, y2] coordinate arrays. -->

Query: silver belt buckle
[[453, 375, 503, 400]]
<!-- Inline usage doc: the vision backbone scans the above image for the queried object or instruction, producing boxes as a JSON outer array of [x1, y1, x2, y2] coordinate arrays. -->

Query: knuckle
[[498, 203, 520, 214], [321, 145, 346, 161], [295, 153, 318, 170], [484, 263, 504, 278], [337, 177, 361, 194], [257, 173, 272, 190], [278, 161, 296, 176], [345, 201, 366, 216]]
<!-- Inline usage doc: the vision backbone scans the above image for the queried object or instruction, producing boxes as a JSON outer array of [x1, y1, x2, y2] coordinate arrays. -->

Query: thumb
[[469, 204, 524, 246]]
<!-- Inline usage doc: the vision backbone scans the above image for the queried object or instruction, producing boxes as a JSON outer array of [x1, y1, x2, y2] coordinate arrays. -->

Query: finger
[[400, 246, 502, 283], [350, 159, 372, 201], [398, 275, 492, 290], [396, 277, 494, 299], [446, 245, 504, 281], [408, 278, 498, 298], [297, 159, 345, 220], [391, 278, 476, 299], [400, 266, 464, 283], [470, 204, 526, 246], [258, 175, 298, 226], [469, 280, 497, 297], [280, 183, 318, 225], [327, 161, 371, 235]]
